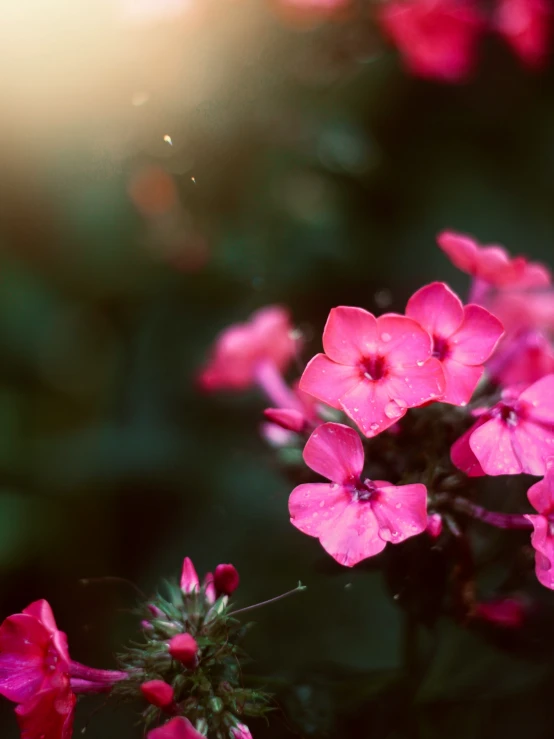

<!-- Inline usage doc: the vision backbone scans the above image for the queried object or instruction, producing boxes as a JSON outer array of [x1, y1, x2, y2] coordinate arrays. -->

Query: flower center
[[352, 478, 377, 502], [494, 402, 520, 427], [432, 335, 450, 361], [361, 355, 387, 381]]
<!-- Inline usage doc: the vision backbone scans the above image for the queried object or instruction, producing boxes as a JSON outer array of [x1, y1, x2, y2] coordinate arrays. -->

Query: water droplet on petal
[[385, 399, 406, 419], [416, 360, 425, 367], [369, 423, 380, 432], [381, 332, 392, 342], [379, 526, 392, 541]]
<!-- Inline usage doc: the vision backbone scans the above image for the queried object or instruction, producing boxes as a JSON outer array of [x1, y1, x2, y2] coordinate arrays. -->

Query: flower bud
[[203, 572, 216, 605], [230, 722, 253, 739], [426, 513, 443, 539], [214, 564, 240, 596], [180, 557, 200, 594], [168, 633, 198, 667], [263, 408, 304, 432], [147, 716, 205, 739], [148, 604, 164, 618], [141, 680, 174, 709]]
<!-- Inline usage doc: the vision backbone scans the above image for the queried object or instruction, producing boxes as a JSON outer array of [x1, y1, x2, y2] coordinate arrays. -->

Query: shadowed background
[[1, 1, 554, 736]]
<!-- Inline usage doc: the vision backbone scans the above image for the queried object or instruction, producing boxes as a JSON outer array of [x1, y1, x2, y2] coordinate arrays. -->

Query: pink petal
[[289, 483, 350, 537], [385, 358, 445, 407], [441, 358, 483, 405], [340, 379, 402, 437], [526, 514, 554, 590], [450, 421, 487, 477], [371, 482, 428, 543], [15, 677, 76, 739], [375, 314, 433, 365], [511, 420, 554, 476], [520, 374, 554, 425], [449, 304, 504, 365], [317, 501, 385, 567], [322, 306, 378, 364], [527, 462, 554, 514], [437, 230, 478, 273], [405, 282, 464, 339], [22, 601, 58, 635], [302, 423, 364, 483], [299, 354, 361, 410], [469, 418, 522, 475]]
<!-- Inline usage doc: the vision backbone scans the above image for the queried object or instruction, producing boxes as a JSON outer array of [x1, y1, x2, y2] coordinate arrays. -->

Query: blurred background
[[1, 0, 554, 736]]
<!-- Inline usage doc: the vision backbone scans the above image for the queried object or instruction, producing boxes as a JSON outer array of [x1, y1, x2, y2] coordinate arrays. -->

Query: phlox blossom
[[487, 329, 554, 388], [289, 423, 428, 566], [437, 230, 551, 289], [0, 600, 70, 705], [299, 306, 445, 437], [451, 374, 554, 476], [378, 0, 484, 82], [494, 0, 551, 69], [526, 460, 554, 589], [199, 306, 297, 391], [148, 716, 206, 739], [406, 282, 504, 405]]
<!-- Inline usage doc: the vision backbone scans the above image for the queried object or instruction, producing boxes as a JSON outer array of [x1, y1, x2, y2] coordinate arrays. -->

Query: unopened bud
[[263, 408, 305, 432], [230, 722, 253, 739], [203, 572, 216, 605], [168, 633, 198, 667], [141, 680, 174, 709], [180, 557, 200, 594], [426, 513, 443, 539], [214, 564, 240, 596]]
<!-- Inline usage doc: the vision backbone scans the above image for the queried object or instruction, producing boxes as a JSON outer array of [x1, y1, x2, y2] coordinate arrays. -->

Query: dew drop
[[369, 422, 380, 432], [379, 526, 392, 541], [384, 399, 406, 419], [381, 332, 392, 342]]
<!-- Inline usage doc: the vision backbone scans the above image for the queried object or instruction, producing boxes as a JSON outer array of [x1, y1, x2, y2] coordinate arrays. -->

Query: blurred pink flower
[[526, 459, 554, 589], [406, 282, 504, 405], [494, 0, 551, 69], [437, 230, 551, 289], [451, 375, 554, 476], [289, 423, 428, 566], [299, 306, 445, 437], [488, 329, 554, 387], [199, 306, 297, 393], [378, 0, 484, 82], [474, 597, 526, 627]]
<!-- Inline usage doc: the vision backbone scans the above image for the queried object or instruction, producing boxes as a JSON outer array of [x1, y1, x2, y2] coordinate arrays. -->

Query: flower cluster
[[0, 558, 278, 739], [201, 229, 554, 602]]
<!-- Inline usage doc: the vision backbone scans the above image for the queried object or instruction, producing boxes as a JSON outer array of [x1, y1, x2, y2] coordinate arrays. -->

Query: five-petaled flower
[[451, 374, 554, 476], [289, 423, 428, 566], [299, 306, 445, 437], [526, 460, 554, 589], [406, 282, 504, 405], [199, 306, 297, 392]]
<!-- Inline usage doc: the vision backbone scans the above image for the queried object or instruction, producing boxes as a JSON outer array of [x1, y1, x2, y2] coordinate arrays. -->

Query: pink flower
[[426, 513, 443, 538], [289, 423, 428, 566], [406, 282, 504, 405], [168, 634, 198, 667], [148, 717, 206, 739], [180, 557, 200, 594], [199, 306, 297, 392], [437, 230, 551, 288], [378, 0, 484, 82], [299, 306, 445, 437], [494, 0, 551, 69], [141, 680, 175, 709], [213, 564, 240, 596], [525, 459, 554, 589], [15, 674, 76, 739], [230, 723, 253, 739], [451, 375, 554, 476], [0, 600, 70, 704]]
